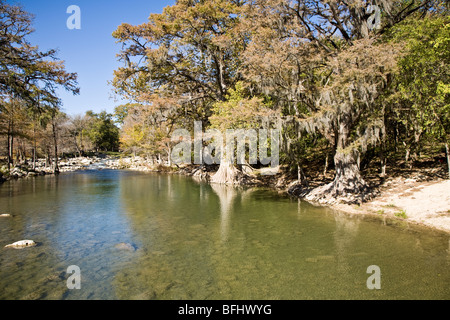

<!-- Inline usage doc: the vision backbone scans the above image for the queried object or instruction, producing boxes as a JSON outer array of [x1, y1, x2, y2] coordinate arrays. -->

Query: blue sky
[[8, 0, 175, 116]]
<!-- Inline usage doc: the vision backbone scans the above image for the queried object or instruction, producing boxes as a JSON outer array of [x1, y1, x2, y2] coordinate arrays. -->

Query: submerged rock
[[114, 242, 136, 252], [5, 240, 37, 249], [0, 214, 12, 218]]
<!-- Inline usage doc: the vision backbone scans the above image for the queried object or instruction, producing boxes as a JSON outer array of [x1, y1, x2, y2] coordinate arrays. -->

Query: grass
[[395, 210, 408, 219], [0, 165, 9, 176], [376, 209, 385, 215]]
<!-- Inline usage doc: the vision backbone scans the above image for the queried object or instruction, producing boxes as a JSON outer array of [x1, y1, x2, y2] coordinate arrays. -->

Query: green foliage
[[386, 15, 450, 147], [85, 111, 120, 152], [395, 210, 408, 219], [210, 82, 272, 131], [0, 165, 8, 176], [113, 104, 132, 126]]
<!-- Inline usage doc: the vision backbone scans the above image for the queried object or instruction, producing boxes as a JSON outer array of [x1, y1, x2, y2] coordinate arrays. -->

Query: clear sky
[[7, 0, 175, 116]]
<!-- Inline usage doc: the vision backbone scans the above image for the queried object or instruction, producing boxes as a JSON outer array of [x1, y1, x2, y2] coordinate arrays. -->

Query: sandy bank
[[329, 178, 450, 233]]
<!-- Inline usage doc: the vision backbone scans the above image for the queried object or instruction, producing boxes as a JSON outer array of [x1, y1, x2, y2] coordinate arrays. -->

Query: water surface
[[0, 170, 448, 300]]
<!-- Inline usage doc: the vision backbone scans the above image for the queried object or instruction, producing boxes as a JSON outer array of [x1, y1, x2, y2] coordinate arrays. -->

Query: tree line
[[0, 1, 119, 174], [1, 0, 448, 202], [112, 0, 449, 202]]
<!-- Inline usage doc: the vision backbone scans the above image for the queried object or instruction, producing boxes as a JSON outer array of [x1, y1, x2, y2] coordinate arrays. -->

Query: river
[[0, 170, 448, 300]]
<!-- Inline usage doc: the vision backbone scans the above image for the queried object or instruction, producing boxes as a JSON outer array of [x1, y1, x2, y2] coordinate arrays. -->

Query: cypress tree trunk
[[379, 105, 387, 178], [167, 147, 172, 167], [52, 121, 59, 174], [297, 162, 308, 186], [32, 147, 36, 170], [379, 139, 387, 178], [323, 152, 329, 176], [332, 119, 368, 195], [32, 127, 37, 170], [9, 131, 14, 168], [6, 122, 11, 171], [306, 116, 369, 204], [211, 157, 242, 185], [211, 136, 244, 185], [332, 150, 368, 196], [445, 142, 450, 180], [380, 155, 387, 178]]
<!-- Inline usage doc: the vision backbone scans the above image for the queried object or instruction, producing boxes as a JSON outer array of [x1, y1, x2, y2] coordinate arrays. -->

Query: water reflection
[[0, 171, 449, 300], [334, 212, 360, 263], [210, 184, 238, 242]]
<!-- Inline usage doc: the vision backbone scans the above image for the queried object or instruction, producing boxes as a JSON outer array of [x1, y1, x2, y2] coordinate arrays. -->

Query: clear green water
[[0, 170, 448, 300]]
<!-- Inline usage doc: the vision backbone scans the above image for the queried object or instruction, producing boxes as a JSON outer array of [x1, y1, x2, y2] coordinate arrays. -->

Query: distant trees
[[62, 111, 120, 155], [116, 98, 178, 162], [84, 111, 120, 152], [0, 108, 120, 169], [0, 1, 123, 170], [65, 113, 93, 157]]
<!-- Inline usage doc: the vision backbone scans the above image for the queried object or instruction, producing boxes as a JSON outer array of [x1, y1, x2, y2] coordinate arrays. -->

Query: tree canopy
[[0, 0, 79, 171], [2, 0, 448, 202]]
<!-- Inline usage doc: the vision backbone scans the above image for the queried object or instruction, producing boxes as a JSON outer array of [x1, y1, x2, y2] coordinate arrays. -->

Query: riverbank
[[0, 155, 156, 181], [177, 164, 450, 234], [2, 156, 449, 234], [328, 178, 450, 234]]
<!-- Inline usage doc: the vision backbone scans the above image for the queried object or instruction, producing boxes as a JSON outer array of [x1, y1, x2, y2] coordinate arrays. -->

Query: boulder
[[114, 242, 136, 252], [5, 240, 37, 249]]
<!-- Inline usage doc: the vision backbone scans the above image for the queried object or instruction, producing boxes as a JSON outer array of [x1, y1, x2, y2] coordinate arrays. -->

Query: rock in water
[[114, 242, 136, 252], [0, 214, 12, 218], [5, 240, 36, 249]]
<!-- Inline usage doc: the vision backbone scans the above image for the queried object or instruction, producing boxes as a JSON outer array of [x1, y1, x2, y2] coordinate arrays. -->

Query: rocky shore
[[0, 156, 157, 182]]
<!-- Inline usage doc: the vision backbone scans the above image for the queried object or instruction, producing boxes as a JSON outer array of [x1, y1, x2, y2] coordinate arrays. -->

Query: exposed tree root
[[211, 160, 256, 185], [303, 181, 373, 205]]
